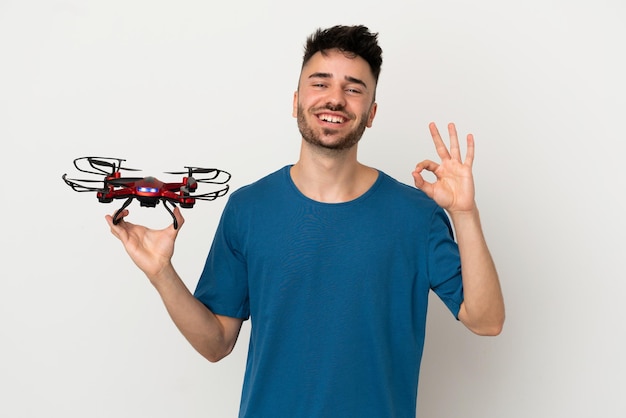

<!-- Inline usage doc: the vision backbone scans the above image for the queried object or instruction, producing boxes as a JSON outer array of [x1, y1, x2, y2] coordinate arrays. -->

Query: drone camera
[[138, 197, 159, 208]]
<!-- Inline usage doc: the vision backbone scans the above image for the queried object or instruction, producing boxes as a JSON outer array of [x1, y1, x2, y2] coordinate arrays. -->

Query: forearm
[[148, 265, 240, 362], [449, 206, 505, 335]]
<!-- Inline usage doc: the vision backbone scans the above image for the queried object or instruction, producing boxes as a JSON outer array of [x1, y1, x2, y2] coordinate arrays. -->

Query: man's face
[[293, 49, 377, 151]]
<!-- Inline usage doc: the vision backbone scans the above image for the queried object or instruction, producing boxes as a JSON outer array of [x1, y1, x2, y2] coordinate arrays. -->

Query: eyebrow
[[308, 72, 368, 89]]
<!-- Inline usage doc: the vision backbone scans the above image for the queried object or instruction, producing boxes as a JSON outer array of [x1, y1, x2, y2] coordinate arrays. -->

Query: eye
[[345, 87, 362, 94]]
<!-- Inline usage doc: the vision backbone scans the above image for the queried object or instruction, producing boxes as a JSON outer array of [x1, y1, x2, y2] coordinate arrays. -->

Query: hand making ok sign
[[412, 122, 477, 214]]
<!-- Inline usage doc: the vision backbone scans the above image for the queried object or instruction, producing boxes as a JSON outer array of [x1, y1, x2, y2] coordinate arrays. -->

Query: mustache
[[323, 103, 344, 112], [311, 103, 354, 118]]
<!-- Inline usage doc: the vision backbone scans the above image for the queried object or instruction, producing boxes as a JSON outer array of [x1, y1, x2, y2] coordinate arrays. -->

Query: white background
[[1, 0, 625, 417]]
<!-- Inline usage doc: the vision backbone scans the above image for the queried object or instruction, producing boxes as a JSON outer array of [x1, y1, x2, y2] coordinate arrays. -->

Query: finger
[[415, 159, 440, 174], [109, 208, 129, 222], [413, 159, 439, 195], [428, 122, 451, 160], [464, 133, 475, 167], [411, 169, 435, 197], [447, 122, 462, 161], [105, 214, 116, 230], [106, 209, 131, 229], [105, 212, 126, 228], [105, 214, 126, 241]]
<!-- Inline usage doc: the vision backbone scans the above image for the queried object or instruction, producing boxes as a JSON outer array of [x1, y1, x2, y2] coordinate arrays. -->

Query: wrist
[[448, 203, 479, 223], [148, 261, 177, 288]]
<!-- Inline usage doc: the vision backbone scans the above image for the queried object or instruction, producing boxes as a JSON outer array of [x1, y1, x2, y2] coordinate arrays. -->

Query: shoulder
[[220, 166, 296, 221], [227, 166, 291, 203], [374, 172, 455, 240], [375, 171, 438, 209]]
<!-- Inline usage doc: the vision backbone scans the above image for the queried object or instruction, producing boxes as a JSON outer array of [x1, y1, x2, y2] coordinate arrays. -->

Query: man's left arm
[[449, 207, 504, 335], [413, 122, 505, 335]]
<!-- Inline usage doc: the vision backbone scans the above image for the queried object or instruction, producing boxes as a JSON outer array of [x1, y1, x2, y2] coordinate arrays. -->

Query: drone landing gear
[[112, 197, 180, 230], [162, 200, 179, 230], [112, 197, 134, 226]]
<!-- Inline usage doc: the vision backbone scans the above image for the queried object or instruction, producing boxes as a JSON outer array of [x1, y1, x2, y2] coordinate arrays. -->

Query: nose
[[324, 85, 346, 109]]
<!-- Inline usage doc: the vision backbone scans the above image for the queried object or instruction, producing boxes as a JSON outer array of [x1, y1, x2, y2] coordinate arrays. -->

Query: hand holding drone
[[62, 157, 231, 229]]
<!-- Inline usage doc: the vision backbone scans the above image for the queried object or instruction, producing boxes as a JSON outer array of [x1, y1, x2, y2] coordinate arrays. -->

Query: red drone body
[[97, 174, 199, 208], [63, 157, 230, 229]]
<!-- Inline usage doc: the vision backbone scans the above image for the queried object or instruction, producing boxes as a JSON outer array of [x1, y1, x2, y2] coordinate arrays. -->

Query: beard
[[297, 103, 369, 151]]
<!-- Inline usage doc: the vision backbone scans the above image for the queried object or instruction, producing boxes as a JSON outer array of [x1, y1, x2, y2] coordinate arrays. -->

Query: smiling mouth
[[318, 113, 346, 124]]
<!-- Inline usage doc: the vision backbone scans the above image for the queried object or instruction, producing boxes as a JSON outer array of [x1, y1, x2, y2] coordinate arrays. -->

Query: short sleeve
[[427, 207, 464, 318], [193, 197, 250, 319]]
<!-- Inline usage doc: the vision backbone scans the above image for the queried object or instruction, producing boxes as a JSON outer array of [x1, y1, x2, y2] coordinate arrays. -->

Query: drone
[[62, 157, 231, 229]]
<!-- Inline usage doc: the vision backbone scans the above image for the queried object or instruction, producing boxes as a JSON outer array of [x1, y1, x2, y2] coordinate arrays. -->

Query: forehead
[[300, 49, 375, 84]]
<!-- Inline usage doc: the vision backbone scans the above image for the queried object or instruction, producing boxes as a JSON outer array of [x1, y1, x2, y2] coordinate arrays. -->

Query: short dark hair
[[302, 25, 383, 83]]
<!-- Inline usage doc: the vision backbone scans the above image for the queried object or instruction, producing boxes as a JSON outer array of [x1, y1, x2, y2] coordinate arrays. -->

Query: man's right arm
[[150, 263, 243, 362], [106, 206, 242, 362]]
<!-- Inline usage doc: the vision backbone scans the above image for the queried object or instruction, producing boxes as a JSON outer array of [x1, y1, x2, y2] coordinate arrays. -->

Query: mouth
[[316, 113, 347, 124]]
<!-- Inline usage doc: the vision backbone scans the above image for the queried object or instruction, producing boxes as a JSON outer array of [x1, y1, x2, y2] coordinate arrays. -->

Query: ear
[[292, 91, 298, 118], [366, 102, 377, 128]]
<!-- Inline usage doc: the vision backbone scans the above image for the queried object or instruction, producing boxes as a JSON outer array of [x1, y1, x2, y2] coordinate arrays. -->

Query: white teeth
[[320, 114, 344, 123]]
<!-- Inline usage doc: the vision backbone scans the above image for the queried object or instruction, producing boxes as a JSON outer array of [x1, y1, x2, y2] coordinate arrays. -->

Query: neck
[[290, 140, 378, 203]]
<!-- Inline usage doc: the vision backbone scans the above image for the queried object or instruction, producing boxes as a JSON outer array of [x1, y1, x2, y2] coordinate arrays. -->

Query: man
[[107, 25, 504, 418]]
